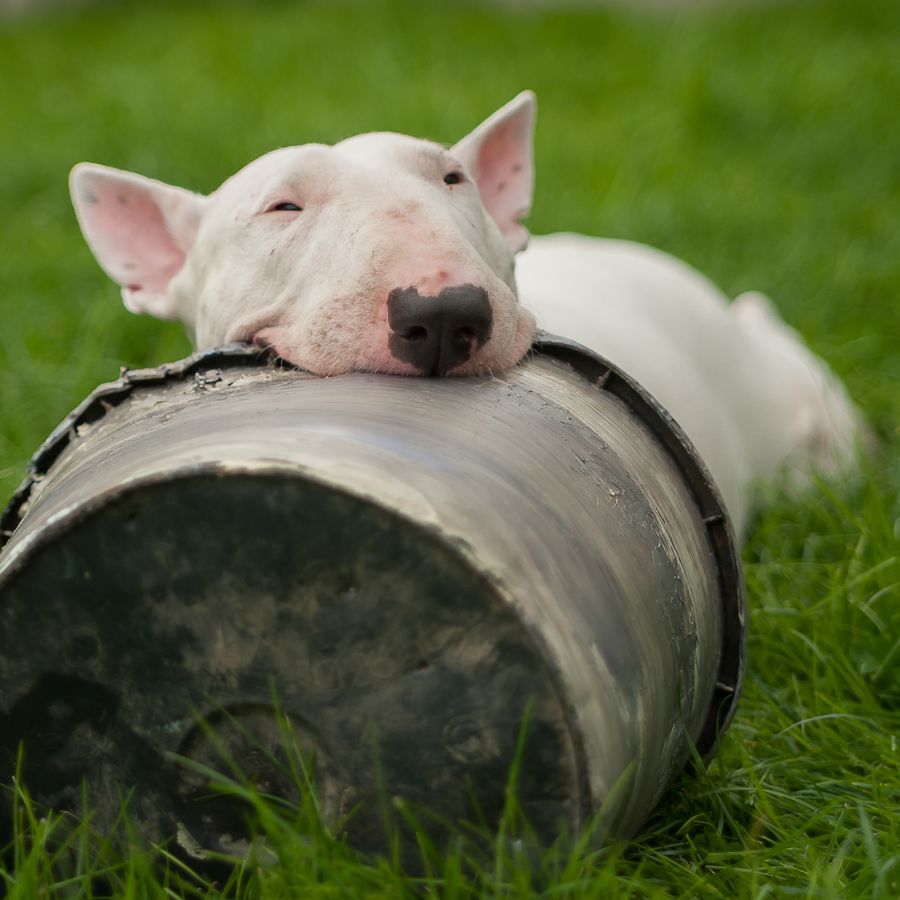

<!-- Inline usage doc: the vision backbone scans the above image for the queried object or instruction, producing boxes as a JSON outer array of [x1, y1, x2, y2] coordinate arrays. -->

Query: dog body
[[518, 234, 861, 534], [70, 92, 862, 537]]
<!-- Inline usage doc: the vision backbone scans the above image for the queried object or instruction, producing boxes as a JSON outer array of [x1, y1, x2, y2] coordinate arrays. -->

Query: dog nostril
[[387, 284, 492, 374]]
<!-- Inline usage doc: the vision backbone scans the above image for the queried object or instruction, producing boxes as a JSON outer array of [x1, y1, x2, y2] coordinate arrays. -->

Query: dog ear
[[451, 91, 536, 253], [70, 163, 207, 320]]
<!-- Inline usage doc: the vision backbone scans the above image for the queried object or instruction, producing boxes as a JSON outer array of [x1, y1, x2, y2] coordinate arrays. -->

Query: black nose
[[387, 284, 493, 375]]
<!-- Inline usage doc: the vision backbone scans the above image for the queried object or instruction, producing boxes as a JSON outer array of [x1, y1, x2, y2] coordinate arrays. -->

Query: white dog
[[69, 92, 863, 537]]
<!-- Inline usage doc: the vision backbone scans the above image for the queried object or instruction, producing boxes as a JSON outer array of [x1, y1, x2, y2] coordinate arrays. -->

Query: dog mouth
[[251, 333, 276, 353], [242, 301, 534, 377], [249, 332, 296, 364]]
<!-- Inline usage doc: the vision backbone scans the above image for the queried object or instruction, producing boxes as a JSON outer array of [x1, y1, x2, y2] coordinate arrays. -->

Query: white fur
[[518, 235, 863, 535], [70, 92, 864, 538]]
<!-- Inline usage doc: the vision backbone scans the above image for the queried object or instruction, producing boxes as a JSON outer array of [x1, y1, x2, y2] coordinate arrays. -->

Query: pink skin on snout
[[69, 92, 539, 378]]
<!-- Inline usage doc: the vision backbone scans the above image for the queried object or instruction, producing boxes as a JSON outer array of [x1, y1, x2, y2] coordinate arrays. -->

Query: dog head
[[70, 93, 538, 376]]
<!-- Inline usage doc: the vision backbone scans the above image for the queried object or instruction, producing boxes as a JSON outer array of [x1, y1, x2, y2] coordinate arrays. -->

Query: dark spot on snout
[[83, 192, 98, 205], [116, 194, 128, 205], [387, 284, 492, 376]]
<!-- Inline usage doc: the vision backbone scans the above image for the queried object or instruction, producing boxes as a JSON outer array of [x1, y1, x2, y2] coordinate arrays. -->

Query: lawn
[[0, 0, 898, 896]]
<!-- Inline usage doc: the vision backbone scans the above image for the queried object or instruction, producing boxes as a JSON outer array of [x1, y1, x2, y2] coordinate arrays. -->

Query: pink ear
[[70, 163, 206, 321], [451, 91, 536, 253]]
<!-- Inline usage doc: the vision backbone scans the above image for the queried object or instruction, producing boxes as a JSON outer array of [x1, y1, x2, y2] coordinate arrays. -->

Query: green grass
[[1, 0, 899, 896]]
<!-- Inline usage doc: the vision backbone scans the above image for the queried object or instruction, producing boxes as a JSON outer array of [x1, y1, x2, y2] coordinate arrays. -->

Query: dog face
[[70, 93, 538, 376]]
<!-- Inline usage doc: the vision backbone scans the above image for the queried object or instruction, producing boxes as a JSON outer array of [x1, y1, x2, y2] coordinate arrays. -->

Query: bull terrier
[[69, 91, 864, 538]]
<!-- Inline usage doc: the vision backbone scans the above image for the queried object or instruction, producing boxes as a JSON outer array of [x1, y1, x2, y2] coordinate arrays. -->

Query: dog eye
[[268, 201, 303, 212], [443, 172, 463, 186]]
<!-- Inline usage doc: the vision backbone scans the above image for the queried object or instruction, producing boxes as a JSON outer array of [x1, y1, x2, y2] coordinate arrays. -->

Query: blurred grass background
[[1, 0, 898, 896]]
